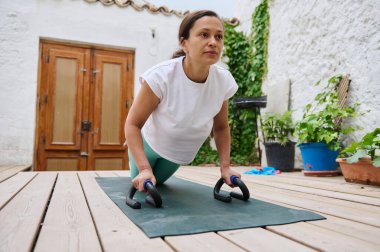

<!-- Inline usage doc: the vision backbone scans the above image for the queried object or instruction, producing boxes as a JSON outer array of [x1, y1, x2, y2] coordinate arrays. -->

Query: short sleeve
[[224, 72, 239, 100], [139, 69, 164, 100]]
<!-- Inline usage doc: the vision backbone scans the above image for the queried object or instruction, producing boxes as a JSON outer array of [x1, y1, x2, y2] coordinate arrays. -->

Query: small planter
[[264, 142, 295, 172], [299, 142, 339, 176], [337, 157, 380, 186]]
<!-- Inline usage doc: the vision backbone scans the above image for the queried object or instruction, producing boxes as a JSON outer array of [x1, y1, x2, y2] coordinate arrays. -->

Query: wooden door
[[34, 41, 134, 171], [89, 50, 133, 170]]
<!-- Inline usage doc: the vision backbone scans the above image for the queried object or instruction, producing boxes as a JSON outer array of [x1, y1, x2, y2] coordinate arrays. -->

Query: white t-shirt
[[140, 56, 238, 164]]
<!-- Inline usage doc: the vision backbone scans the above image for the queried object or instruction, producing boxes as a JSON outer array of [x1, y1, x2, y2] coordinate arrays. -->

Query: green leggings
[[128, 137, 180, 185]]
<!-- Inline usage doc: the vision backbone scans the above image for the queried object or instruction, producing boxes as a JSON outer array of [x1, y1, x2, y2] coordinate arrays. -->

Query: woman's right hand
[[132, 168, 156, 192]]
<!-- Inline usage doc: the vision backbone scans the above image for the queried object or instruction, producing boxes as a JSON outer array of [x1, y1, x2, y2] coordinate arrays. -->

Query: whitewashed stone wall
[[1, 0, 379, 167], [235, 0, 380, 168], [0, 0, 181, 165]]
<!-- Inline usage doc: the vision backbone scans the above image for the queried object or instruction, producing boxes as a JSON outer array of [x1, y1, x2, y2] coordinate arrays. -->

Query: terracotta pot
[[337, 157, 380, 186]]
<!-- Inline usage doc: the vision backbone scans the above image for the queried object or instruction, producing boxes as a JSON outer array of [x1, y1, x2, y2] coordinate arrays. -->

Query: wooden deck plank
[[78, 172, 172, 251], [94, 170, 120, 177], [165, 232, 246, 252], [34, 172, 102, 252], [241, 180, 380, 219], [180, 168, 380, 213], [272, 169, 380, 189], [176, 169, 380, 227], [0, 172, 57, 252], [113, 170, 130, 177], [211, 165, 380, 190], [218, 228, 316, 252], [240, 175, 380, 206], [0, 172, 36, 210], [247, 174, 380, 199], [268, 222, 380, 252], [272, 170, 348, 182], [0, 165, 15, 172], [308, 215, 380, 246], [189, 166, 380, 198], [0, 165, 31, 183]]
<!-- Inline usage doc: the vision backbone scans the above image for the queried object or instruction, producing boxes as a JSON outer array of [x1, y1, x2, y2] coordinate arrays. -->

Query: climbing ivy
[[192, 0, 270, 165], [250, 0, 270, 92], [224, 24, 257, 165]]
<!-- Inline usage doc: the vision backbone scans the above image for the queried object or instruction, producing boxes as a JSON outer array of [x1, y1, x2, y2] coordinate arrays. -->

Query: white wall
[[234, 0, 261, 34], [235, 0, 380, 168], [2, 0, 379, 167], [0, 0, 182, 165]]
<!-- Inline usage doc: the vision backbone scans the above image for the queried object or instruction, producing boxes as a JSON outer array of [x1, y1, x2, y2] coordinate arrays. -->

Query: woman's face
[[181, 16, 224, 66]]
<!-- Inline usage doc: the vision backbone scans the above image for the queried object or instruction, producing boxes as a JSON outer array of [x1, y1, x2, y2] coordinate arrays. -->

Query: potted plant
[[337, 128, 380, 185], [261, 111, 295, 172], [295, 75, 359, 176]]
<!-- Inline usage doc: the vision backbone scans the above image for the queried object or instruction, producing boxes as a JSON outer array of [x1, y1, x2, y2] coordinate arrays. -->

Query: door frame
[[34, 37, 135, 171]]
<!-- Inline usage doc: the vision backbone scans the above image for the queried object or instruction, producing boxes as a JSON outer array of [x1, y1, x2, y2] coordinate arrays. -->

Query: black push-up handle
[[214, 175, 250, 203], [126, 179, 162, 209]]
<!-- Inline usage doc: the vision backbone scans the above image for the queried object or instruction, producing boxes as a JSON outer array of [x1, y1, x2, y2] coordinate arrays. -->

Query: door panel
[[45, 49, 84, 150], [93, 52, 128, 150], [34, 40, 134, 171], [89, 50, 133, 170], [100, 63, 122, 144], [51, 58, 77, 144], [94, 158, 123, 170], [46, 158, 79, 171]]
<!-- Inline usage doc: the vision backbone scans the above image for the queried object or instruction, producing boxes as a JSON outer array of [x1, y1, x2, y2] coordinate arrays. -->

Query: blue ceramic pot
[[299, 142, 339, 172]]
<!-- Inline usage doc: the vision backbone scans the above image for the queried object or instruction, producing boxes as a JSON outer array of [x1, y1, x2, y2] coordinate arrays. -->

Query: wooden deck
[[0, 165, 31, 183], [0, 165, 379, 251]]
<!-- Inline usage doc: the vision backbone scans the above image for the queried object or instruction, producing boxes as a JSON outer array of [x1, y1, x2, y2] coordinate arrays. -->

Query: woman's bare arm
[[213, 100, 241, 186], [124, 81, 160, 190]]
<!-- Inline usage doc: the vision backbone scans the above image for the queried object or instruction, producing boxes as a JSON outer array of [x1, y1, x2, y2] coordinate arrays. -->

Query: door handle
[[80, 152, 89, 157], [81, 121, 92, 131]]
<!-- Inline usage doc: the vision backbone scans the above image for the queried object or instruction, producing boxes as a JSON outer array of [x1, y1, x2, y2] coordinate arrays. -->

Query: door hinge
[[127, 63, 131, 71], [44, 95, 48, 104], [45, 54, 49, 64], [42, 136, 46, 145], [125, 100, 129, 108], [91, 69, 100, 81]]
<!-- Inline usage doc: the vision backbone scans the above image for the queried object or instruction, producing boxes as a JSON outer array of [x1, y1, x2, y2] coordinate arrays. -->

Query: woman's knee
[[153, 161, 180, 184]]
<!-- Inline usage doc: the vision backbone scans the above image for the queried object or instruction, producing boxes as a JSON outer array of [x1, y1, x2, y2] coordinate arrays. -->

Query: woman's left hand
[[220, 167, 241, 187]]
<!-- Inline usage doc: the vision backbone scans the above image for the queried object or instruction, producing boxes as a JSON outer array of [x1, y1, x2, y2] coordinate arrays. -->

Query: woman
[[124, 10, 241, 192]]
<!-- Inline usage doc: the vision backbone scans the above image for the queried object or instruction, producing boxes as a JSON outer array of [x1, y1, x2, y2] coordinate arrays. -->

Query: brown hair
[[172, 10, 223, 58]]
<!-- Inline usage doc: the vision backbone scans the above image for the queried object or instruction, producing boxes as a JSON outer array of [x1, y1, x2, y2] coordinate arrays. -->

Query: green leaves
[[373, 157, 380, 167], [346, 149, 368, 164], [295, 75, 359, 151], [341, 128, 380, 167], [262, 111, 294, 145]]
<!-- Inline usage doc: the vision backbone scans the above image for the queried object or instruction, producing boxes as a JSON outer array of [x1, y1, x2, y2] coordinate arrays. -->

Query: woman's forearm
[[213, 125, 231, 169], [125, 123, 151, 172]]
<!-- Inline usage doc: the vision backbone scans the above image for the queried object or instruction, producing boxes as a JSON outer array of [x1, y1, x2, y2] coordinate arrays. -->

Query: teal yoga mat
[[96, 177, 325, 238]]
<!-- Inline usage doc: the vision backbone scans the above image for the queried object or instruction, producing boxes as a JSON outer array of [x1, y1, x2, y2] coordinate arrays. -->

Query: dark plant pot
[[299, 142, 339, 176], [337, 157, 380, 186], [264, 142, 295, 172]]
